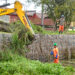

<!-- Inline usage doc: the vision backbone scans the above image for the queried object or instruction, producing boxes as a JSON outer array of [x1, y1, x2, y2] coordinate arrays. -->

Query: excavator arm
[[0, 8, 16, 16], [14, 1, 34, 34], [0, 1, 34, 35]]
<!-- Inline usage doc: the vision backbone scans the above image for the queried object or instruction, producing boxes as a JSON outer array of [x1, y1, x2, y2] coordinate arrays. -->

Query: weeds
[[0, 50, 74, 75]]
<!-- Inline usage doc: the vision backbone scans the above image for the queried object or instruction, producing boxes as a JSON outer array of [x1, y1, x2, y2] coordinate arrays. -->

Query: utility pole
[[5, 0, 7, 8], [41, 3, 44, 28], [5, 0, 7, 4], [6, 0, 7, 4]]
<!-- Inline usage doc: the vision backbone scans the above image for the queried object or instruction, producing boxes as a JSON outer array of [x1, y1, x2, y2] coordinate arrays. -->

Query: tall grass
[[31, 23, 44, 34], [9, 21, 34, 55]]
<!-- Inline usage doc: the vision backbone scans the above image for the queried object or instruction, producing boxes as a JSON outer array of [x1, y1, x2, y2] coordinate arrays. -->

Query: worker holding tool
[[59, 15, 65, 34], [50, 43, 59, 63]]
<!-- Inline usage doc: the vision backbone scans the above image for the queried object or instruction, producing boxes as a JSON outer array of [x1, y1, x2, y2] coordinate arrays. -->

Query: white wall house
[[0, 15, 10, 23]]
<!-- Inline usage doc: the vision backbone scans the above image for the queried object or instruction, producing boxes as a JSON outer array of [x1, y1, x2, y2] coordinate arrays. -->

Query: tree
[[45, 0, 73, 29], [54, 0, 73, 28], [55, 0, 66, 5], [28, 0, 73, 29], [28, 0, 45, 27]]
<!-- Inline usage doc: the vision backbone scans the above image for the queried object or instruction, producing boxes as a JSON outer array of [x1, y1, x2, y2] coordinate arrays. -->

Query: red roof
[[8, 10, 55, 26], [44, 19, 55, 26], [9, 11, 36, 16]]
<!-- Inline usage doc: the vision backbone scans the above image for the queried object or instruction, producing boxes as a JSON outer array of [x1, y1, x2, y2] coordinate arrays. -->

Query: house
[[70, 22, 75, 27], [0, 11, 55, 30], [0, 15, 10, 23]]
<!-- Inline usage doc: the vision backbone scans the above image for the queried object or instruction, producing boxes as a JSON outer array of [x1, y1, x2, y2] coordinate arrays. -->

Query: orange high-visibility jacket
[[53, 47, 59, 57]]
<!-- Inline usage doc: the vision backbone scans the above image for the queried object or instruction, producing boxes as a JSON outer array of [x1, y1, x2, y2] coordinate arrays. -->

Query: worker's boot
[[59, 31, 62, 34], [61, 31, 63, 34]]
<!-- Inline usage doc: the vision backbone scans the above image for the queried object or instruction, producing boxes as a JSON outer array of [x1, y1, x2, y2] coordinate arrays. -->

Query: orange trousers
[[59, 25, 64, 32], [54, 56, 59, 63]]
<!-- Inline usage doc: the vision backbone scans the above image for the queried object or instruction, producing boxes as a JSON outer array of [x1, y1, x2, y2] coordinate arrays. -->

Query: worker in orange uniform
[[50, 43, 59, 63], [59, 15, 65, 34]]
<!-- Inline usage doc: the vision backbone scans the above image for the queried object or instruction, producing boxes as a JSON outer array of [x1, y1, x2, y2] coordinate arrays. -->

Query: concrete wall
[[26, 34, 75, 62], [0, 33, 75, 62], [0, 33, 11, 50]]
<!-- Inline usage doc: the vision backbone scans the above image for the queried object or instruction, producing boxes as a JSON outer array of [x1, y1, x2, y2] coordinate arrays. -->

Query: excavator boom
[[0, 8, 15, 16], [0, 1, 34, 35], [14, 1, 34, 34]]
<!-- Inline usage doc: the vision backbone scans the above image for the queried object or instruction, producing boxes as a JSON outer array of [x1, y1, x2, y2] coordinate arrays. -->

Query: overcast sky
[[0, 0, 41, 13]]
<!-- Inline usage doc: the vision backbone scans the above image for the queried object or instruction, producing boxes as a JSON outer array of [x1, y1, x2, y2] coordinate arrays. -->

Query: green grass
[[43, 30, 59, 35], [65, 30, 75, 34], [42, 30, 75, 35], [0, 50, 75, 75], [0, 20, 75, 35], [31, 23, 75, 35], [0, 30, 75, 35]]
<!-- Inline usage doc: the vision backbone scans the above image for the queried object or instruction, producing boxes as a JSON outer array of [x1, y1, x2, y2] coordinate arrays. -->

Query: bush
[[31, 23, 44, 33], [0, 49, 14, 61], [10, 33, 29, 55], [9, 21, 34, 55], [10, 21, 34, 44]]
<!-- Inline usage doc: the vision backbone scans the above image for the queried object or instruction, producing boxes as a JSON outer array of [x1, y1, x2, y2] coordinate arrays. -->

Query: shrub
[[9, 21, 34, 55], [0, 51, 74, 75], [31, 23, 44, 33]]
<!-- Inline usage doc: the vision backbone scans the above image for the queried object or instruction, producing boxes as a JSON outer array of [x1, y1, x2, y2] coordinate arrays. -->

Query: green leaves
[[29, 0, 73, 29], [55, 0, 66, 5], [0, 49, 75, 75], [0, 57, 74, 75]]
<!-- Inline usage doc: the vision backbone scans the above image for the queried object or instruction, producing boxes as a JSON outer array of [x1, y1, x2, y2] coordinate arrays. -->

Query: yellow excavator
[[0, 1, 34, 35]]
